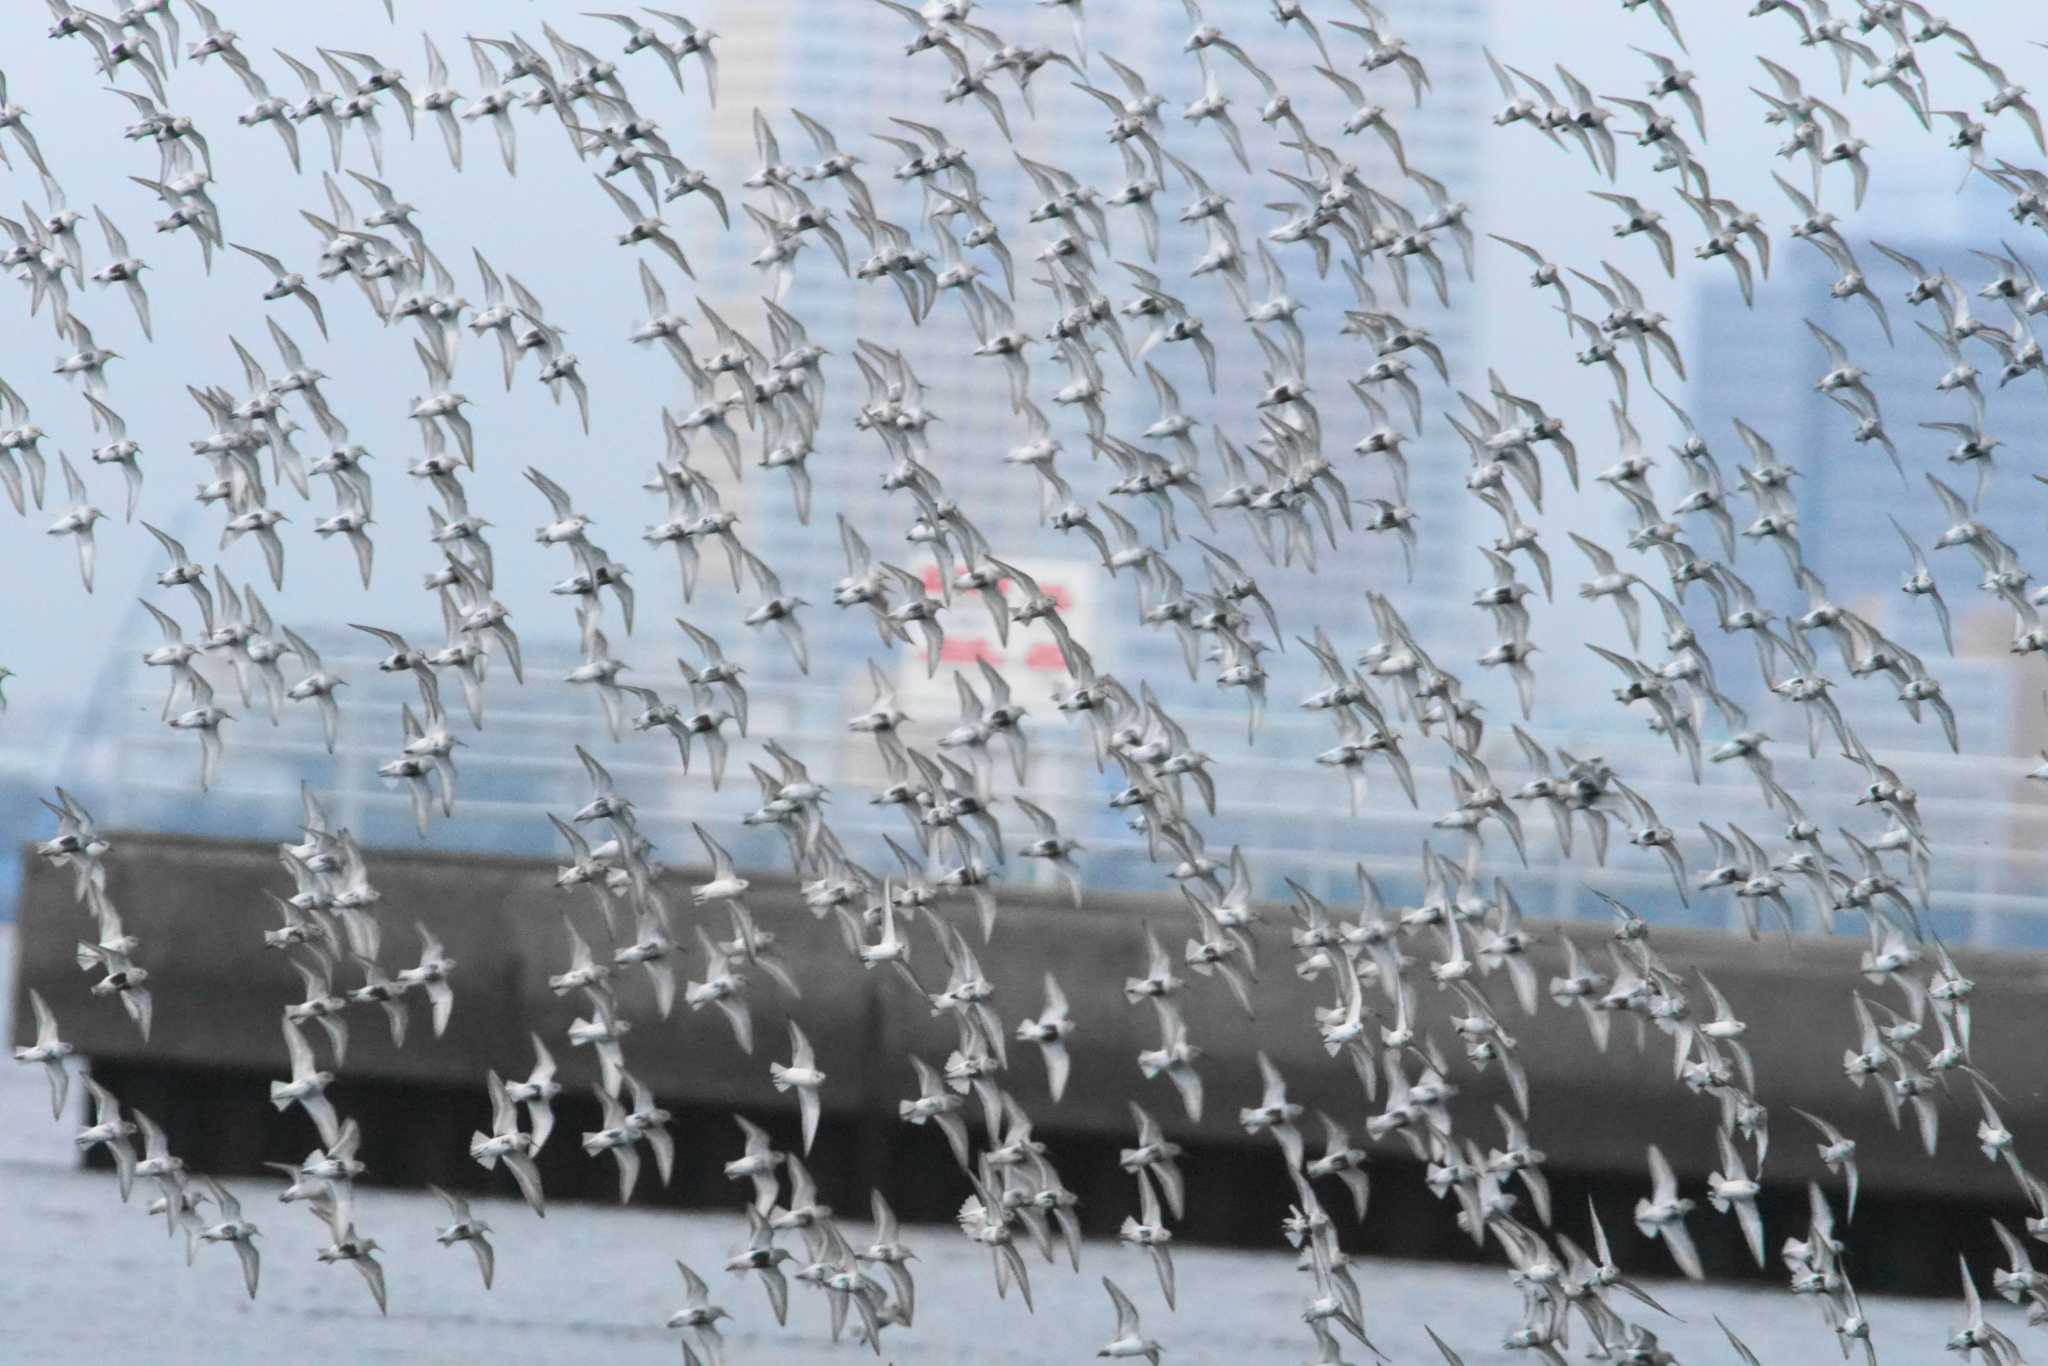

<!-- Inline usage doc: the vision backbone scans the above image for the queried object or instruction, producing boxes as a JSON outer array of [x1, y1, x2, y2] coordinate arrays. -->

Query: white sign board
[[890, 555, 1100, 722]]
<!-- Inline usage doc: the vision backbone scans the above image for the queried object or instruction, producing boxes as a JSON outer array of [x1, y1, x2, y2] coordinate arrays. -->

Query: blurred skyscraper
[[1685, 227, 2048, 945], [14, 1, 1827, 933]]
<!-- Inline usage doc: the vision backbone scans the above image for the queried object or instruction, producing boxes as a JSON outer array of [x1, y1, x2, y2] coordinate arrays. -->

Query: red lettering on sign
[[940, 639, 1000, 665]]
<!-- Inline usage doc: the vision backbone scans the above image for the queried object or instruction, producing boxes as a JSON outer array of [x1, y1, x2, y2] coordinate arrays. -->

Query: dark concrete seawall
[[14, 832, 2042, 1293]]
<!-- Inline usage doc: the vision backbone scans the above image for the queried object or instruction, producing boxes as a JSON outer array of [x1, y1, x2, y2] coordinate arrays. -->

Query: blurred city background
[[8, 0, 2048, 1356], [1, 0, 2044, 946]]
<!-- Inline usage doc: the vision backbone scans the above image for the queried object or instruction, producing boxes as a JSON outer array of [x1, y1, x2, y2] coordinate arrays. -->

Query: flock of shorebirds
[[11, 0, 2048, 1360]]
